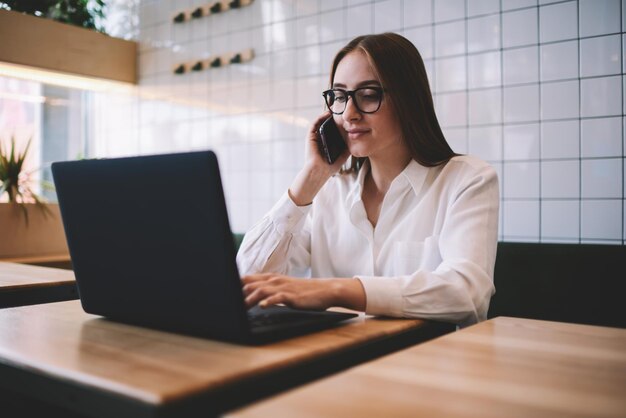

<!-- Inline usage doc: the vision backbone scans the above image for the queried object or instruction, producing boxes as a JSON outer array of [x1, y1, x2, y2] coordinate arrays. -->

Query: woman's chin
[[347, 146, 369, 159]]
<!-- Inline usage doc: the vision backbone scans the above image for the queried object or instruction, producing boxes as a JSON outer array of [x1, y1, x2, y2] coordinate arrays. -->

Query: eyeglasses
[[322, 87, 384, 115]]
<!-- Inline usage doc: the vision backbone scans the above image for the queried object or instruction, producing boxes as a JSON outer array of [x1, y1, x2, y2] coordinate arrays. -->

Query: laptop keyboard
[[247, 308, 320, 328]]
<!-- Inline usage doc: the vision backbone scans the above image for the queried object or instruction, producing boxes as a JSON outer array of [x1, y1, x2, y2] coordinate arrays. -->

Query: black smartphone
[[318, 117, 347, 164]]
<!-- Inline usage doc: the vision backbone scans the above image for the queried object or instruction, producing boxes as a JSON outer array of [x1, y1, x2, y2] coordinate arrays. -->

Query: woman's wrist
[[328, 278, 366, 311], [288, 163, 333, 206]]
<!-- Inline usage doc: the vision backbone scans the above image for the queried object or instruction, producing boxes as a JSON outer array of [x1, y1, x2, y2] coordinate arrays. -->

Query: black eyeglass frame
[[322, 87, 385, 115]]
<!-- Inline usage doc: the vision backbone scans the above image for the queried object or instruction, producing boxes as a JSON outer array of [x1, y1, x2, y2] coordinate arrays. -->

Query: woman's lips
[[345, 128, 370, 139]]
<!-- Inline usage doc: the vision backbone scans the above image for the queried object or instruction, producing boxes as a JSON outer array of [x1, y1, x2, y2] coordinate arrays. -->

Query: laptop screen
[[52, 151, 250, 341]]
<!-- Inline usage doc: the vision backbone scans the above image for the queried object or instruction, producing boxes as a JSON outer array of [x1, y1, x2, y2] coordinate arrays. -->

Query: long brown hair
[[329, 33, 457, 171]]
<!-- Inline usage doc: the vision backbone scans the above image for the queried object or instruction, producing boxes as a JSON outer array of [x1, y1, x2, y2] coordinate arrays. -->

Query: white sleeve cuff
[[268, 191, 311, 235], [355, 275, 404, 317]]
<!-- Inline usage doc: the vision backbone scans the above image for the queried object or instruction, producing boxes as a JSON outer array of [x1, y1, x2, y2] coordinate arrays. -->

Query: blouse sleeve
[[356, 164, 500, 327], [236, 192, 313, 277]]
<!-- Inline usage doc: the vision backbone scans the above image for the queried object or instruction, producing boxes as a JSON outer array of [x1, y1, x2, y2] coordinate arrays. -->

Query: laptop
[[51, 150, 356, 344]]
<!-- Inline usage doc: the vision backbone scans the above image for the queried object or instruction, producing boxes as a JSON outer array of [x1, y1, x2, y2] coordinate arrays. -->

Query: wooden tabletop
[[0, 300, 452, 417], [0, 254, 73, 269], [230, 316, 626, 418], [0, 261, 77, 308]]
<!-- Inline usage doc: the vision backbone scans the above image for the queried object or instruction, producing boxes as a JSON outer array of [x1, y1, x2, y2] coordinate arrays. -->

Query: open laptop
[[51, 150, 356, 344]]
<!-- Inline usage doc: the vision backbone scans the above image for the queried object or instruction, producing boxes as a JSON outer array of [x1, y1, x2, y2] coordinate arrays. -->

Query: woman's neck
[[366, 151, 412, 195]]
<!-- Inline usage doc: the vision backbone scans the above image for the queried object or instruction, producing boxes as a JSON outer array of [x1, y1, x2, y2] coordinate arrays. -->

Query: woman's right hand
[[288, 112, 350, 206]]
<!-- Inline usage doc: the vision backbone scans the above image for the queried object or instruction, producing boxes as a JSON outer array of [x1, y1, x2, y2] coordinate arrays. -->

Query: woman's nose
[[342, 97, 361, 122]]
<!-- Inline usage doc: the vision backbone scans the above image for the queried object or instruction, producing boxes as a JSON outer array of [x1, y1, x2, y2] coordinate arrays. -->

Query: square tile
[[503, 46, 539, 85], [374, 0, 403, 33], [435, 91, 467, 127], [272, 0, 296, 21], [539, 1, 578, 42], [504, 123, 540, 160], [502, 0, 537, 11], [320, 40, 345, 75], [404, 26, 433, 59], [581, 199, 622, 240], [249, 198, 274, 230], [503, 200, 540, 239], [434, 0, 465, 22], [249, 142, 273, 171], [271, 20, 296, 51], [540, 41, 578, 82], [541, 200, 580, 239], [435, 20, 466, 57], [296, 45, 321, 77], [347, 3, 374, 39], [320, 0, 344, 11], [468, 51, 501, 89], [404, 0, 433, 27], [469, 126, 503, 161], [249, 0, 272, 25], [246, 113, 271, 142], [296, 15, 320, 46], [581, 117, 623, 158], [272, 138, 299, 169], [579, 0, 620, 37], [231, 5, 254, 31], [580, 35, 621, 78], [319, 9, 345, 43], [296, 76, 326, 108], [541, 80, 579, 120], [269, 112, 296, 144], [541, 160, 580, 199], [502, 8, 538, 48], [469, 88, 502, 125], [295, 0, 320, 16], [272, 49, 296, 79], [273, 169, 296, 201], [226, 198, 250, 233], [541, 120, 580, 159], [230, 30, 251, 54], [442, 127, 468, 153], [504, 161, 540, 198], [468, 14, 500, 53], [250, 26, 273, 54], [210, 11, 231, 37], [504, 84, 540, 123], [581, 158, 623, 199], [581, 76, 622, 117], [467, 0, 500, 17], [435, 56, 466, 92]]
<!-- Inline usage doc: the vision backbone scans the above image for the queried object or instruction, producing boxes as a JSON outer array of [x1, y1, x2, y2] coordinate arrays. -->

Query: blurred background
[[1, 0, 624, 243]]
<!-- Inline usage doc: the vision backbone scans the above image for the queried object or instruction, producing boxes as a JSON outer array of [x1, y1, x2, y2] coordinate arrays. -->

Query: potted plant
[[0, 137, 69, 263], [0, 0, 106, 32]]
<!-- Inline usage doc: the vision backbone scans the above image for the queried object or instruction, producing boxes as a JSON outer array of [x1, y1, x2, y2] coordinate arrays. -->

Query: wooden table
[[230, 316, 626, 418], [0, 261, 77, 308], [0, 254, 73, 269], [0, 300, 453, 418]]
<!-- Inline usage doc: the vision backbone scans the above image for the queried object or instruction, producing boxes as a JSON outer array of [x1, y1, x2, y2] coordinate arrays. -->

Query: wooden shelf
[[0, 9, 136, 84]]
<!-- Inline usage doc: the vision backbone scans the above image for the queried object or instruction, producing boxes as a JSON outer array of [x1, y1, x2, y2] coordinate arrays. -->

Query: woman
[[236, 33, 499, 327]]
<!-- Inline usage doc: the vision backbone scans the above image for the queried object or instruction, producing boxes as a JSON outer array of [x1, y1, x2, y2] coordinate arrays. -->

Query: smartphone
[[318, 117, 347, 164]]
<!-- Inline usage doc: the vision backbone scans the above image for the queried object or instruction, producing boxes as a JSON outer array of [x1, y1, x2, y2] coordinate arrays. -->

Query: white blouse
[[236, 155, 500, 327]]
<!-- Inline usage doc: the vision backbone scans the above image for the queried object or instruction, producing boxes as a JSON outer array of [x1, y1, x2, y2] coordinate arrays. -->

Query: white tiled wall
[[93, 0, 625, 244]]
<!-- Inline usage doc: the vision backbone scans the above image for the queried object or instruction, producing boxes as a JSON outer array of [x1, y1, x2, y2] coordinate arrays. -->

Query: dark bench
[[233, 233, 245, 253], [488, 242, 626, 328]]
